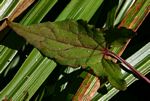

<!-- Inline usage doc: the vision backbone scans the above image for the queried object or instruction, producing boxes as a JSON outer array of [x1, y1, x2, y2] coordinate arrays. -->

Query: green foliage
[[0, 0, 149, 100], [7, 19, 134, 90], [102, 59, 126, 90]]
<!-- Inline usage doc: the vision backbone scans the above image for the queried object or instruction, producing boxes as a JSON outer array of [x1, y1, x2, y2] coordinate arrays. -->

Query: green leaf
[[7, 20, 105, 75], [102, 59, 127, 90], [7, 19, 127, 90]]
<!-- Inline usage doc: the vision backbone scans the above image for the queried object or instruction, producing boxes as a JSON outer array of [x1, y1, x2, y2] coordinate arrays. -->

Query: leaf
[[7, 20, 127, 90], [105, 27, 134, 49], [7, 20, 105, 74], [102, 59, 127, 90]]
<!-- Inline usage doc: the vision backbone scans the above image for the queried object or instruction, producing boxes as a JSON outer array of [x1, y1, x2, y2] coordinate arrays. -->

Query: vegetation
[[0, 0, 149, 100]]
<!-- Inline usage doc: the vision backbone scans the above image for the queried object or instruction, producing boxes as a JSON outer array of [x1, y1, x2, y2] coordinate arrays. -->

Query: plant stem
[[103, 48, 150, 84]]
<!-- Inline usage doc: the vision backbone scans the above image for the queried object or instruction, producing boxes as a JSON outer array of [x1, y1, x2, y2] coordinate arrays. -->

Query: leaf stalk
[[102, 48, 150, 84]]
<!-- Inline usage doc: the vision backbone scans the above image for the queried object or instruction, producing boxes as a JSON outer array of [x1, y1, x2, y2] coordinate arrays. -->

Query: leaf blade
[[102, 59, 127, 90], [7, 20, 105, 69], [7, 19, 129, 90]]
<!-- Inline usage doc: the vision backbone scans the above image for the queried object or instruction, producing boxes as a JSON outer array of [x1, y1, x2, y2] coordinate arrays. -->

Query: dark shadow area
[[0, 30, 26, 50], [110, 74, 150, 101], [30, 65, 85, 101]]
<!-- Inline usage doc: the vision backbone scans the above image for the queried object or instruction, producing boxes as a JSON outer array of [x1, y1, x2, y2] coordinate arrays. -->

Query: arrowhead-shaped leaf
[[7, 20, 128, 90]]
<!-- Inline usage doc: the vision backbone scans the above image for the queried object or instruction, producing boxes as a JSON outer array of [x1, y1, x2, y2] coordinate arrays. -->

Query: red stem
[[103, 48, 150, 84]]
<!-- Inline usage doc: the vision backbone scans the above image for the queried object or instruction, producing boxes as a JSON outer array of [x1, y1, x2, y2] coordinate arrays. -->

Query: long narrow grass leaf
[[56, 0, 104, 21], [119, 0, 149, 31]]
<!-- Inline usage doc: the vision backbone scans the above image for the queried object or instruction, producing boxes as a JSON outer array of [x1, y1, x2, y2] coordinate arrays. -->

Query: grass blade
[[56, 0, 104, 21], [73, 73, 100, 101], [0, 49, 56, 100], [118, 0, 149, 31]]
